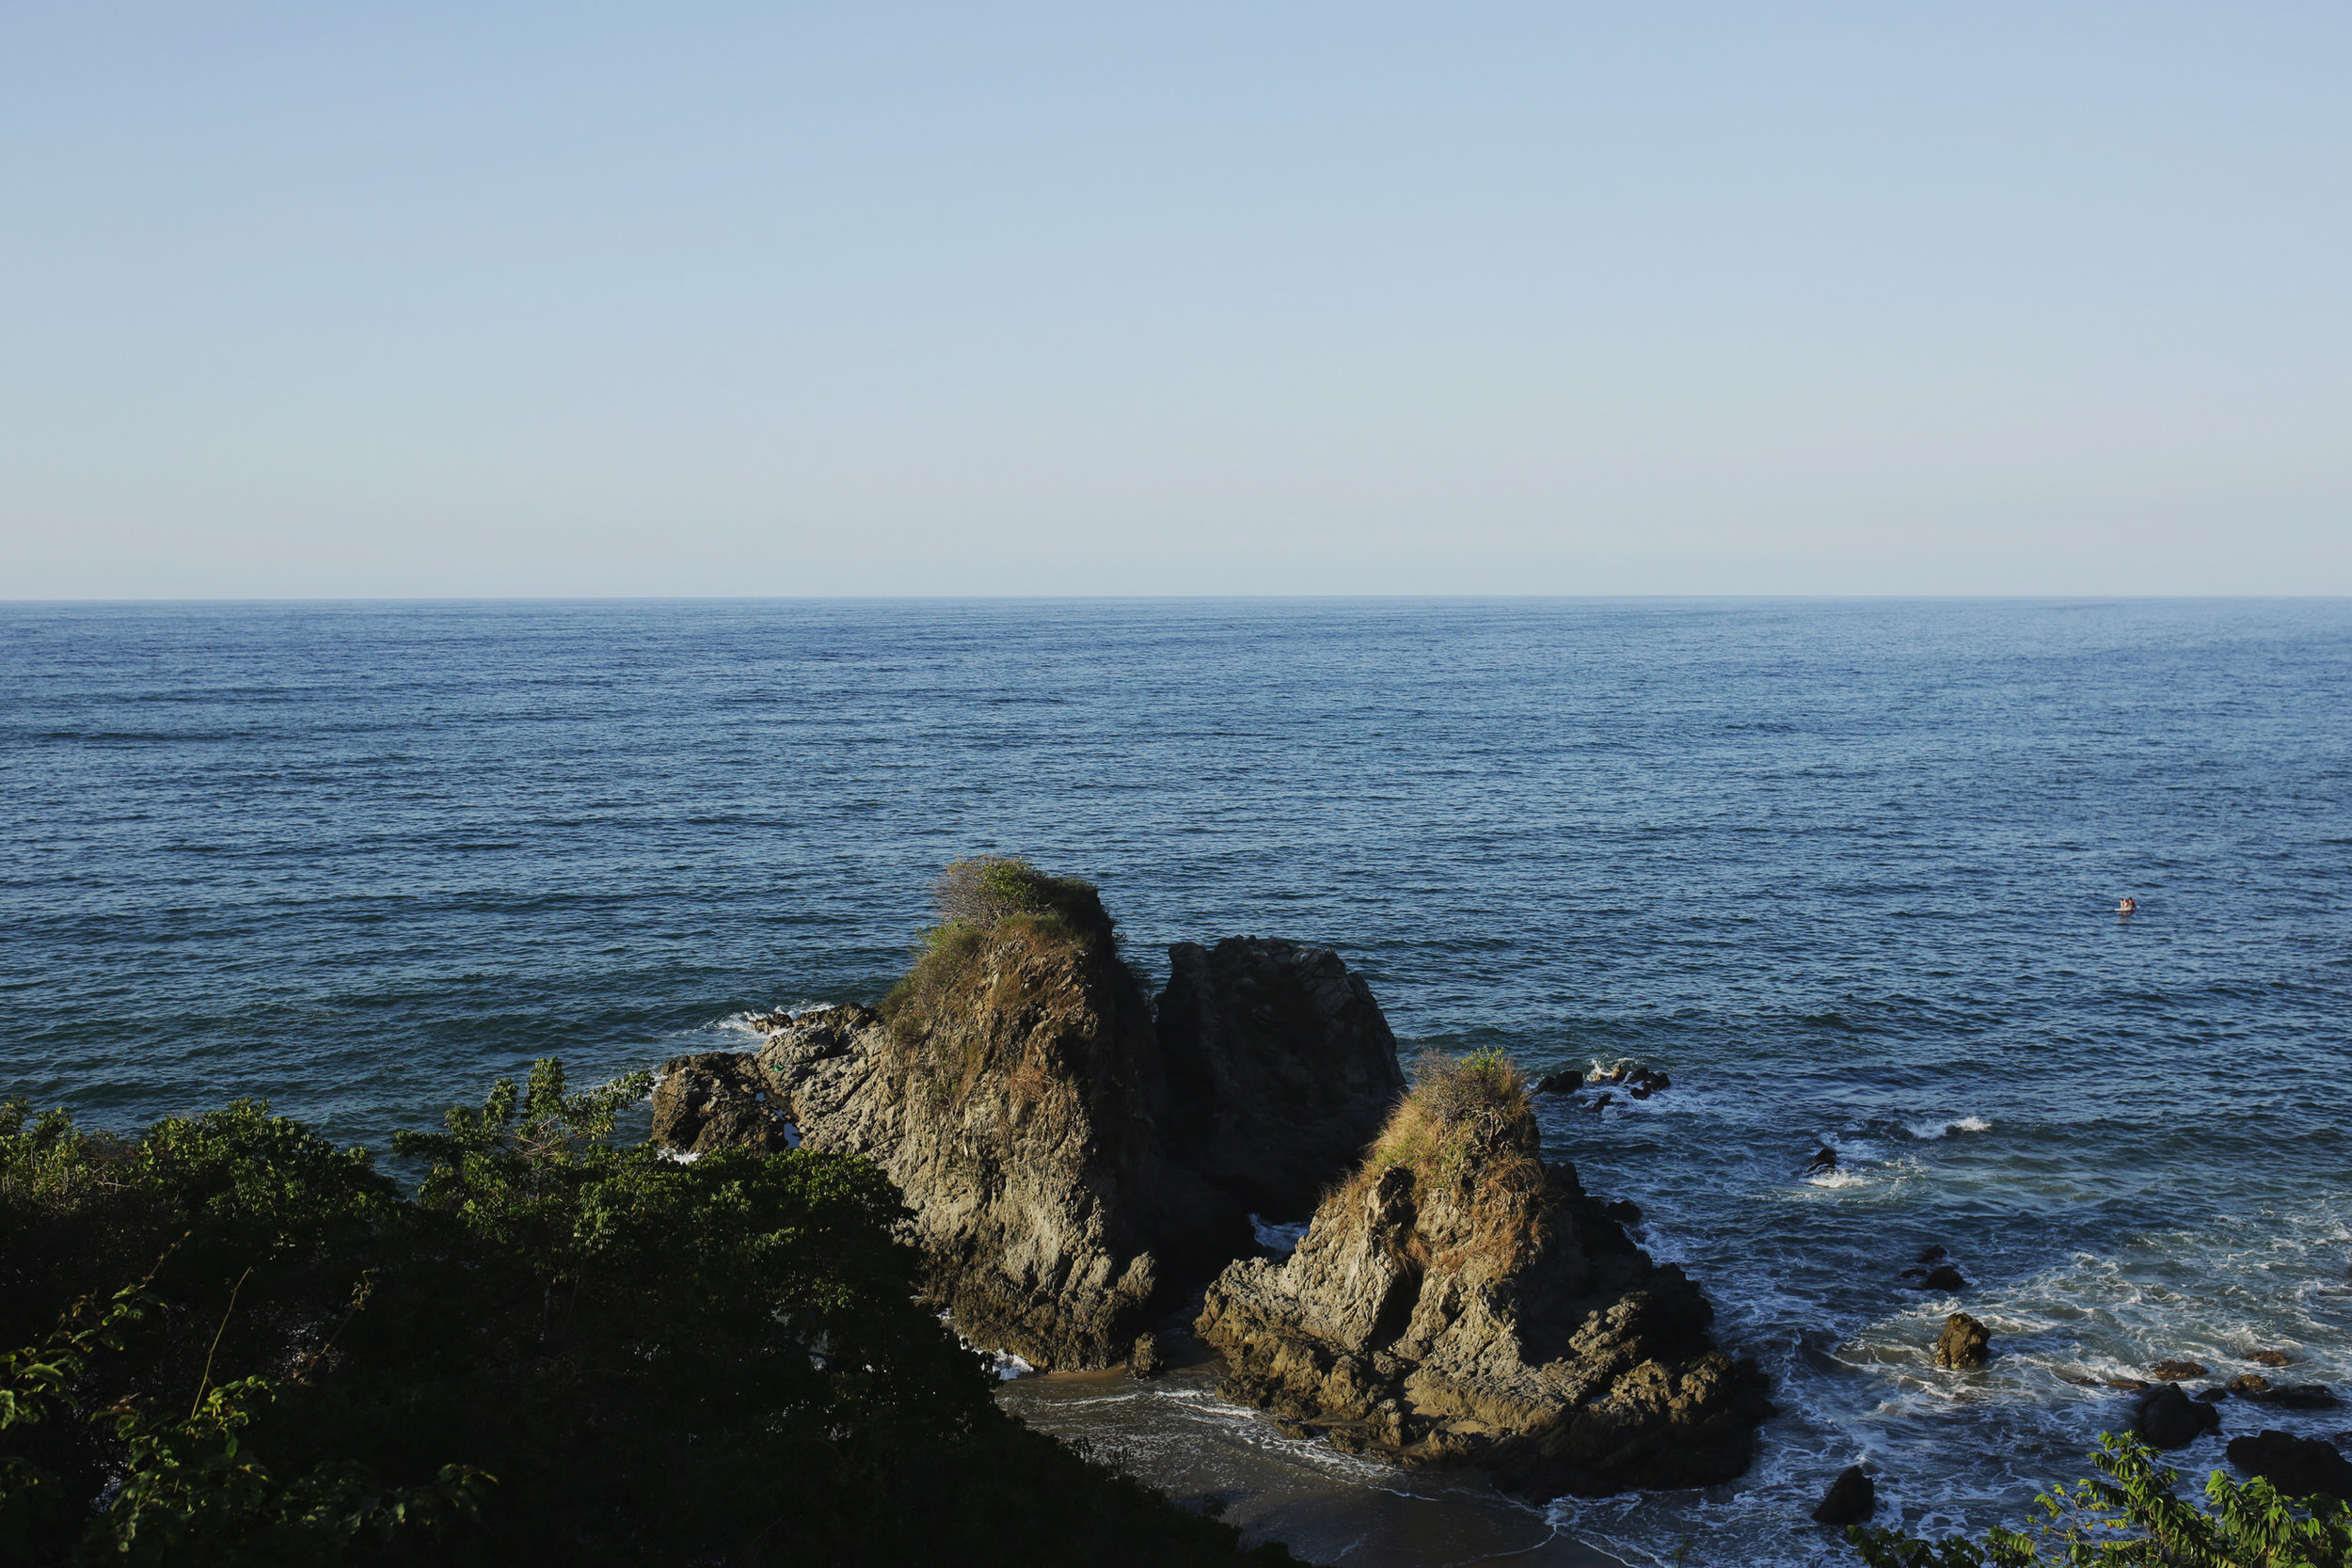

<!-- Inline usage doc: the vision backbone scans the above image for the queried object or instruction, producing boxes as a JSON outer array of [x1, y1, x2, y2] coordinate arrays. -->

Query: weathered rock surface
[[1811, 1465, 1876, 1526], [2134, 1383, 2221, 1449], [1194, 1060, 1771, 1498], [2250, 1349, 2294, 1368], [649, 1052, 796, 1155], [741, 933, 1239, 1372], [2226, 1430, 2352, 1500], [2149, 1359, 2207, 1382], [650, 901, 1406, 1373], [1155, 938, 1406, 1218], [1933, 1313, 1990, 1370]]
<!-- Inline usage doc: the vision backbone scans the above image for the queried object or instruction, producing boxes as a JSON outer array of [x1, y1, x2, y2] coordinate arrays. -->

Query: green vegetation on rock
[[1847, 1433, 2352, 1567], [0, 1075, 1294, 1566]]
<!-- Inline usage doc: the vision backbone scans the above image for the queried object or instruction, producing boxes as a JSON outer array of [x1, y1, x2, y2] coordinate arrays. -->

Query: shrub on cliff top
[[1344, 1050, 1551, 1275], [880, 858, 1126, 1067]]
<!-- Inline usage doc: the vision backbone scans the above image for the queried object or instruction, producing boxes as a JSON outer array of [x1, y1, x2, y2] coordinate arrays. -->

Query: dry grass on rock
[[1341, 1049, 1552, 1276]]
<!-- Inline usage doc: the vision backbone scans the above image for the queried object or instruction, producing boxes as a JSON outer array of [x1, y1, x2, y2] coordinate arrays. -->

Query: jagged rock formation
[[649, 1052, 796, 1156], [651, 863, 1405, 1372], [1156, 938, 1406, 1218], [1195, 1053, 1772, 1497], [1933, 1313, 1990, 1370]]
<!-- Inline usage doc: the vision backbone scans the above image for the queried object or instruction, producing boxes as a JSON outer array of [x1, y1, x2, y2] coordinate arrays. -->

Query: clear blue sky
[[4, 3, 2346, 596]]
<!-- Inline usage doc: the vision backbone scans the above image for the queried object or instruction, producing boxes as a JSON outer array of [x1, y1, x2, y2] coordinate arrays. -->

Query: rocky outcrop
[[1811, 1465, 1876, 1526], [1194, 1053, 1771, 1498], [746, 928, 1240, 1372], [2134, 1383, 2221, 1449], [1933, 1313, 1989, 1370], [2148, 1359, 2207, 1382], [1155, 939, 1406, 1218], [2227, 1431, 2352, 1500], [649, 868, 1406, 1373], [649, 1053, 796, 1155]]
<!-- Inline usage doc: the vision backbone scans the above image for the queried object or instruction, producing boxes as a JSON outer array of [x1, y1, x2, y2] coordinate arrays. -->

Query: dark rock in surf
[[2226, 1430, 2352, 1500], [1919, 1265, 1968, 1292], [1915, 1245, 1948, 1265], [2108, 1377, 2153, 1391], [1933, 1313, 1990, 1370], [1810, 1465, 1877, 1526], [2243, 1384, 2341, 1411], [2149, 1359, 2207, 1382], [1195, 1056, 1772, 1499], [1129, 1332, 1169, 1380], [2134, 1383, 2222, 1449], [1625, 1069, 1671, 1100], [2250, 1349, 2293, 1368], [2231, 1373, 2272, 1396], [1603, 1199, 1644, 1227], [649, 1052, 796, 1156], [2195, 1388, 2226, 1403], [1534, 1072, 1583, 1097], [1154, 937, 1407, 1219]]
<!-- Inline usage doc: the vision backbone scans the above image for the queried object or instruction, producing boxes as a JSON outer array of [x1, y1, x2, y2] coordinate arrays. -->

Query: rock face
[[1933, 1313, 1990, 1370], [1811, 1465, 1876, 1526], [650, 876, 1406, 1373], [649, 1053, 796, 1155], [1155, 938, 1406, 1218], [2134, 1383, 2222, 1449], [2226, 1430, 2352, 1500], [746, 929, 1239, 1372], [1194, 1054, 1771, 1498]]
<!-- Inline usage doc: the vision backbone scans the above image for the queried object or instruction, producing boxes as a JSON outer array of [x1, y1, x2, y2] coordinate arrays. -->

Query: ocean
[[5, 597, 2349, 1565]]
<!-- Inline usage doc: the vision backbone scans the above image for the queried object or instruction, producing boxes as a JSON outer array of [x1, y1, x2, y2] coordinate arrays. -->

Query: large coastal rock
[[1195, 1054, 1772, 1497], [651, 868, 1406, 1371], [1155, 938, 1406, 1217]]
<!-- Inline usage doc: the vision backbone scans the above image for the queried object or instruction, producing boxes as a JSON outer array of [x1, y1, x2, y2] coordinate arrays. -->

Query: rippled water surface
[[5, 598, 2349, 1565]]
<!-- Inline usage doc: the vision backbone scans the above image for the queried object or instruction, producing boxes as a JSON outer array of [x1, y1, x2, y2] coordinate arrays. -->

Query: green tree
[[1849, 1433, 2352, 1568]]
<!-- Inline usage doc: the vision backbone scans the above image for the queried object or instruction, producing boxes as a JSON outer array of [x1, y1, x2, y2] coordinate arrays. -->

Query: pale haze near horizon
[[3, 3, 2347, 599]]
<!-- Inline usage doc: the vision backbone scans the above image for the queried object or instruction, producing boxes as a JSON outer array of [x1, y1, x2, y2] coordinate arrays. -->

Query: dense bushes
[[0, 1073, 1294, 1566]]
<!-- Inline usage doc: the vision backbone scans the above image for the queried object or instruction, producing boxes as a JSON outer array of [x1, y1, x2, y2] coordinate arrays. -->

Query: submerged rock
[[1533, 1072, 1583, 1097], [2250, 1349, 2294, 1368], [1919, 1265, 1968, 1293], [2226, 1430, 2352, 1500], [2134, 1383, 2222, 1449], [2230, 1373, 2272, 1396], [2149, 1359, 2208, 1382], [1194, 1053, 1771, 1498], [1933, 1313, 1990, 1370], [649, 1052, 795, 1156], [1810, 1465, 1877, 1526], [2242, 1383, 2341, 1411]]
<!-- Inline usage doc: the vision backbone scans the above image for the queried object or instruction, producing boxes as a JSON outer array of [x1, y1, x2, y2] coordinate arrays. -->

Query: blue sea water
[[5, 597, 2350, 1565]]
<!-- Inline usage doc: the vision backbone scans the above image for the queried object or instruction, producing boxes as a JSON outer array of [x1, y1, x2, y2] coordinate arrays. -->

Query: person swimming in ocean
[[1803, 1145, 1838, 1177], [2117, 896, 2137, 914]]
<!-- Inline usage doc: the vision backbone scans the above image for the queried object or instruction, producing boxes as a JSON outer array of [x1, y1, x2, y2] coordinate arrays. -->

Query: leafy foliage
[[1, 1070, 1294, 1566], [1848, 1433, 2352, 1567]]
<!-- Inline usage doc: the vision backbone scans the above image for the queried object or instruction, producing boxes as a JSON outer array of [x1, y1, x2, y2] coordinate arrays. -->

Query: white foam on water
[[1250, 1214, 1311, 1254], [1904, 1115, 1993, 1139]]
